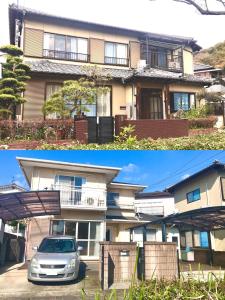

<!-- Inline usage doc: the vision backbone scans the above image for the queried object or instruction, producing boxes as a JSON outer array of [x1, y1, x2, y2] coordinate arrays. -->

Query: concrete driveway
[[0, 261, 100, 299]]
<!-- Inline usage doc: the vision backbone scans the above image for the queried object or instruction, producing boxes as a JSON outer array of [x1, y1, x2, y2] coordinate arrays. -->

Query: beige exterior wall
[[130, 41, 140, 68], [183, 48, 194, 75], [169, 84, 202, 94], [174, 169, 225, 252], [31, 166, 107, 191], [174, 169, 222, 213], [112, 83, 127, 116]]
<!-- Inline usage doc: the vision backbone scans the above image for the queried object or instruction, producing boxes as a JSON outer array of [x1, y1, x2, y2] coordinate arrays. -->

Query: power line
[[149, 150, 225, 190]]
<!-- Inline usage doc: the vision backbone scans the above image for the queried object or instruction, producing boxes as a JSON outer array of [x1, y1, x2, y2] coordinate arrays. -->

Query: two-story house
[[167, 161, 225, 260], [9, 4, 209, 121], [17, 157, 151, 260]]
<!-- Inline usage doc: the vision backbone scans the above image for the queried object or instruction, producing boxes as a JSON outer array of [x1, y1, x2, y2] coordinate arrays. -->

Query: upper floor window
[[105, 42, 128, 66], [43, 33, 88, 62], [170, 92, 195, 112], [186, 188, 201, 203], [107, 192, 119, 205], [55, 175, 86, 188]]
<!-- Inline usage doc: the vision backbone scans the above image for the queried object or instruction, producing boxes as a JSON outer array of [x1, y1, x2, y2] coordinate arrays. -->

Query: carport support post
[[207, 231, 214, 265], [161, 222, 167, 242]]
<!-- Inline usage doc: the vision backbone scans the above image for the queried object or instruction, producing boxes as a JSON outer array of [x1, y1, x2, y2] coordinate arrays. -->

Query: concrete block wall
[[100, 242, 137, 290], [144, 242, 178, 280], [74, 119, 88, 144]]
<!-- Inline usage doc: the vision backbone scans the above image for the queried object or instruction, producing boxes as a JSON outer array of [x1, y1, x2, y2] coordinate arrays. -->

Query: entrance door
[[140, 89, 163, 119]]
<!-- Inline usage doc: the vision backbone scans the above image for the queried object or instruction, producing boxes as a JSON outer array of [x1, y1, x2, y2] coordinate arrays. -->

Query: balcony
[[52, 184, 107, 210], [43, 49, 89, 62], [135, 205, 164, 216], [104, 56, 129, 66]]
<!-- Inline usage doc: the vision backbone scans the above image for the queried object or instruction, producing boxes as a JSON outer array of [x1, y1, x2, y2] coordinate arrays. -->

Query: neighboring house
[[9, 4, 210, 121], [166, 161, 225, 258], [130, 192, 180, 254], [17, 157, 151, 260], [194, 63, 223, 80]]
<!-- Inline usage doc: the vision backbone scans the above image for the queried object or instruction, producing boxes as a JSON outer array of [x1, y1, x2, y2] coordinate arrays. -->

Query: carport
[[0, 190, 61, 265], [146, 206, 225, 265]]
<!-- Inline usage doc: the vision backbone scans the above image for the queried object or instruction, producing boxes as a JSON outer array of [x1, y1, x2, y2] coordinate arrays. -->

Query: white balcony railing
[[52, 184, 107, 209]]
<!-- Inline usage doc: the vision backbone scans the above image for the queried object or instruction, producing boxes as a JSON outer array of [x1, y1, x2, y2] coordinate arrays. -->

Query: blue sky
[[1, 150, 225, 192]]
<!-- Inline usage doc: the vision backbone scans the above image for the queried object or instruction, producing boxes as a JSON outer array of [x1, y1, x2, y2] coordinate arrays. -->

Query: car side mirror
[[32, 246, 38, 251], [77, 246, 83, 252]]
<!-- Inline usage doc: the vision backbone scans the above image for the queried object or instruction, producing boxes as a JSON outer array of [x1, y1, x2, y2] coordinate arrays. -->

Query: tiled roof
[[27, 60, 211, 84], [194, 63, 214, 71], [27, 60, 133, 79], [135, 191, 173, 199]]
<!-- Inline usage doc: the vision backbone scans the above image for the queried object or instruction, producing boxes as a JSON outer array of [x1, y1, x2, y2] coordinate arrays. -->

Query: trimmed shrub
[[188, 116, 217, 129], [0, 119, 74, 140]]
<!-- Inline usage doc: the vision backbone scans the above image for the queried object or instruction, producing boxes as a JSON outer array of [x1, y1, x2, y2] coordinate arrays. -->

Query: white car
[[28, 236, 82, 282]]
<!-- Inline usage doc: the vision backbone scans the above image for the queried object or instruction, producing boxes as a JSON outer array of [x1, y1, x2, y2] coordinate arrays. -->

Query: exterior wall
[[129, 41, 140, 68], [24, 18, 138, 67], [174, 169, 223, 213], [183, 48, 194, 75], [31, 166, 107, 191], [23, 77, 128, 120], [169, 83, 202, 94], [213, 229, 225, 251], [24, 28, 43, 57]]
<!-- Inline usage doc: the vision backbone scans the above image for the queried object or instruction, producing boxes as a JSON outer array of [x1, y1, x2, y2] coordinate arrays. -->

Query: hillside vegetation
[[195, 41, 225, 69]]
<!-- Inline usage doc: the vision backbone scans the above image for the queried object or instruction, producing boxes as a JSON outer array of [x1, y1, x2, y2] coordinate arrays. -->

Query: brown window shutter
[[130, 41, 140, 68], [90, 38, 104, 64], [24, 28, 44, 57]]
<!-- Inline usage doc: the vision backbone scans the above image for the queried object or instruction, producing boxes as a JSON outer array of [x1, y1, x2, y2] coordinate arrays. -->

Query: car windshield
[[38, 238, 76, 253]]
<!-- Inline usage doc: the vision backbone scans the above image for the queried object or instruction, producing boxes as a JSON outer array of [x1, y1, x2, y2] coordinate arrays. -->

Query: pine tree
[[0, 45, 31, 120]]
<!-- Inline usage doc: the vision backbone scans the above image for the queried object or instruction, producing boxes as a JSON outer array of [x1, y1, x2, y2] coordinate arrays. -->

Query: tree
[[0, 45, 31, 119], [150, 0, 225, 15], [43, 66, 111, 118]]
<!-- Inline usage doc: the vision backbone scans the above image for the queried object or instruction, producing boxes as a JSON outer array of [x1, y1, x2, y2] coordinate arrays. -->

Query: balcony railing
[[107, 199, 134, 208], [52, 184, 106, 209], [135, 206, 164, 216], [104, 56, 129, 66], [43, 49, 89, 62]]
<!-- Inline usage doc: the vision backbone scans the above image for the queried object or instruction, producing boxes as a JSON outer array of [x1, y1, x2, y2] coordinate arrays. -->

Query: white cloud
[[182, 174, 190, 180], [122, 163, 138, 173]]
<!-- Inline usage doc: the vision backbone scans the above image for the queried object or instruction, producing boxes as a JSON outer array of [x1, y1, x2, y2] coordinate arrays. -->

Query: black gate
[[137, 247, 145, 280], [87, 117, 114, 144]]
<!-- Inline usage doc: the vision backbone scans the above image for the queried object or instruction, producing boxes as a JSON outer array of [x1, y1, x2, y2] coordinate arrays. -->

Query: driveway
[[0, 261, 100, 299]]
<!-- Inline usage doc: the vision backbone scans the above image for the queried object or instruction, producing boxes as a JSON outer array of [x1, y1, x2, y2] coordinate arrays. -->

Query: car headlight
[[67, 258, 76, 269], [30, 258, 39, 268]]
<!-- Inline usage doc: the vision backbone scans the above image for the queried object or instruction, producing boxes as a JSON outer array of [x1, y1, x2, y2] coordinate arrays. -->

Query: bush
[[0, 119, 74, 140], [188, 116, 217, 129], [180, 106, 209, 119]]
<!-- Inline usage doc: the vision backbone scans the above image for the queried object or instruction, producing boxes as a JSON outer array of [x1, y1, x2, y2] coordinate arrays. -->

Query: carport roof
[[134, 206, 225, 232], [0, 190, 61, 222]]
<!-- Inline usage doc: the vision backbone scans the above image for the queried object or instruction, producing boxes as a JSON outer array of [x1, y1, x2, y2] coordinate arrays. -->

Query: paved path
[[0, 262, 101, 299]]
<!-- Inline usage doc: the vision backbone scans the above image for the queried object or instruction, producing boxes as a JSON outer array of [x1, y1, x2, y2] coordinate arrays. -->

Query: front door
[[140, 89, 163, 119]]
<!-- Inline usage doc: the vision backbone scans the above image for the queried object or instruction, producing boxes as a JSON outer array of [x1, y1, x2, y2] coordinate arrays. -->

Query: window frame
[[50, 220, 102, 257], [170, 92, 196, 113], [186, 188, 201, 204], [43, 32, 89, 62], [104, 41, 129, 66]]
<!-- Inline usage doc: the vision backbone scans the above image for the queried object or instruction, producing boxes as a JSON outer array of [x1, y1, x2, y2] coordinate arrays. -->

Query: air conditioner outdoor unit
[[137, 60, 147, 69], [168, 61, 181, 69]]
